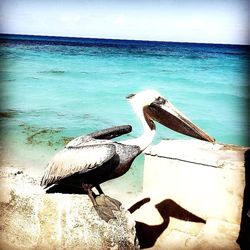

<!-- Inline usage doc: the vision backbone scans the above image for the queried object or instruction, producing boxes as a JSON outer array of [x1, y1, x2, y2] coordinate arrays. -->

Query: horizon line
[[0, 32, 249, 47]]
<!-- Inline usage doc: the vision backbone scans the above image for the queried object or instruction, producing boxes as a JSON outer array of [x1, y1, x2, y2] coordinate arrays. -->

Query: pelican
[[41, 90, 215, 222]]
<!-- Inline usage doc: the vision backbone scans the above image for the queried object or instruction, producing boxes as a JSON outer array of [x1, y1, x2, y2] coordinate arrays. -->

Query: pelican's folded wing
[[87, 125, 132, 140], [41, 144, 116, 187], [65, 125, 132, 148]]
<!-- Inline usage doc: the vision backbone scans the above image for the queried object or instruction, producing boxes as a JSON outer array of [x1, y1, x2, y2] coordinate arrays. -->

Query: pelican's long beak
[[145, 98, 215, 142]]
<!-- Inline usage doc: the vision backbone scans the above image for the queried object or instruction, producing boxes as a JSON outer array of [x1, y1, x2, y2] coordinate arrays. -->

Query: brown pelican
[[41, 90, 215, 222]]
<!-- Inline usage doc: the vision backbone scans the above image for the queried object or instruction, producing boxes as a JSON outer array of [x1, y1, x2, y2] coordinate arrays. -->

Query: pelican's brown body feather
[[41, 125, 140, 189]]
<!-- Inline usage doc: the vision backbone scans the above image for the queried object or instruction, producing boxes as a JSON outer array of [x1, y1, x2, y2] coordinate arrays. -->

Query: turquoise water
[[0, 35, 249, 174]]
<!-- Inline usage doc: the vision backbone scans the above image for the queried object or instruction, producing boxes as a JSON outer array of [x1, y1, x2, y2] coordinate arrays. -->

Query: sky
[[0, 0, 249, 45]]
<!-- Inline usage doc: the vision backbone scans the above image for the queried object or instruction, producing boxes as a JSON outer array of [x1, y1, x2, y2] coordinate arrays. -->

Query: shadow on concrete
[[128, 198, 206, 249], [46, 185, 206, 249], [237, 149, 250, 250], [46, 183, 208, 249]]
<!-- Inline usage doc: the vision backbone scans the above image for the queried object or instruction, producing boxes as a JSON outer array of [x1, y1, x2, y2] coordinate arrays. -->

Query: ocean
[[0, 34, 249, 193]]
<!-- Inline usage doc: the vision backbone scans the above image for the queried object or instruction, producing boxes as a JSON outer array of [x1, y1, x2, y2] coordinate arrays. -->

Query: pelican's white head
[[126, 89, 164, 112], [126, 89, 165, 131], [126, 89, 215, 142]]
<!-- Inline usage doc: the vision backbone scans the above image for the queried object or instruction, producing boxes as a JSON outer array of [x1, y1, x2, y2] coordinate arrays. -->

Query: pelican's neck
[[123, 107, 156, 151], [136, 107, 156, 151]]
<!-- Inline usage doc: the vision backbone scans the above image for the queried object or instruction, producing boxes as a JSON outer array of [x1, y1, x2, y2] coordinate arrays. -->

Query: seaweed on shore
[[0, 110, 19, 119], [26, 128, 61, 145], [19, 123, 66, 148], [62, 136, 75, 145], [21, 124, 78, 149]]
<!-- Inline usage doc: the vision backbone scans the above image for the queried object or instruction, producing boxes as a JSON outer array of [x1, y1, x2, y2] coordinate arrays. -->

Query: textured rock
[[0, 168, 138, 250]]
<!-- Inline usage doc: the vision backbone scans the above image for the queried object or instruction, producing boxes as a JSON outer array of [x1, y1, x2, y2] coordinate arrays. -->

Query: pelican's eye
[[154, 96, 166, 105]]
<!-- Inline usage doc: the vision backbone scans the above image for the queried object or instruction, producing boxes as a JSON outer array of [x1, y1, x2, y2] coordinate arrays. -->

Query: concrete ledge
[[130, 139, 248, 250]]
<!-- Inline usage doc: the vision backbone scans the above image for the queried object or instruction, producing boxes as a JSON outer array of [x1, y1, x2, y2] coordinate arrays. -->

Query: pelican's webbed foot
[[98, 194, 122, 211], [94, 194, 122, 222], [84, 185, 122, 222], [93, 204, 116, 222]]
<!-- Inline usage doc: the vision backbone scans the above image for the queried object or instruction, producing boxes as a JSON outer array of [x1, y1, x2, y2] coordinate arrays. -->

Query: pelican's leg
[[95, 184, 122, 211], [95, 184, 104, 194], [82, 184, 115, 222]]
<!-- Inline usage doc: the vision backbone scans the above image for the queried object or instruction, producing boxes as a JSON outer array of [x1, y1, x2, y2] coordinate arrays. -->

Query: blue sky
[[0, 0, 249, 44]]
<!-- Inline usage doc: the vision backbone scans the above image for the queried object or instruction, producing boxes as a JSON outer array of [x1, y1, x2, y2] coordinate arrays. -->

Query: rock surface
[[0, 168, 138, 250]]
